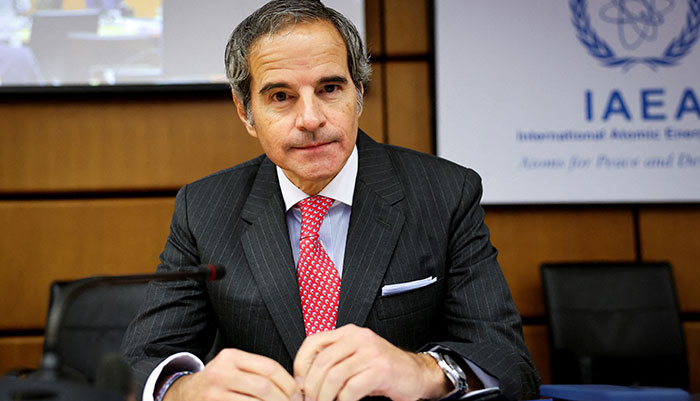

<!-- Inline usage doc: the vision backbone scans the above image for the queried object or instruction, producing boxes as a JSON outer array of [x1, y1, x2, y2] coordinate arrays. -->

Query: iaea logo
[[571, 0, 700, 70]]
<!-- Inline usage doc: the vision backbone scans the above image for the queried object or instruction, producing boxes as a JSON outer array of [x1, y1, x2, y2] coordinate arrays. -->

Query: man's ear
[[232, 91, 257, 138], [357, 83, 365, 115]]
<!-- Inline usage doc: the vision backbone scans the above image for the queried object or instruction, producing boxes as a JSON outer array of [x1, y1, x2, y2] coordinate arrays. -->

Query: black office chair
[[45, 280, 149, 383], [0, 280, 147, 400], [541, 262, 689, 389], [43, 277, 222, 382]]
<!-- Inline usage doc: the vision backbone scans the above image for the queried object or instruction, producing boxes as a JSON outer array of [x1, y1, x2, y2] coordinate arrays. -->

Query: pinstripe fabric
[[121, 131, 540, 401]]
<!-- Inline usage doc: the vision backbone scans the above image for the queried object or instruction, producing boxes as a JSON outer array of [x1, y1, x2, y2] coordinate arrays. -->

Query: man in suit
[[121, 1, 540, 400]]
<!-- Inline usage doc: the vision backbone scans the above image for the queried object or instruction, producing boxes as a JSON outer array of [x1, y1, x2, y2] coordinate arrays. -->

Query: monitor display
[[0, 0, 365, 89]]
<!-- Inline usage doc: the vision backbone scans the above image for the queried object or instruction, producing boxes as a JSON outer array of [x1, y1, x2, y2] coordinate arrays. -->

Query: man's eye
[[272, 92, 288, 102], [322, 84, 338, 93]]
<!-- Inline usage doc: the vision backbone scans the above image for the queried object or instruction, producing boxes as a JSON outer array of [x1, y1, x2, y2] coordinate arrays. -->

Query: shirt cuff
[[463, 359, 499, 389], [142, 352, 205, 401]]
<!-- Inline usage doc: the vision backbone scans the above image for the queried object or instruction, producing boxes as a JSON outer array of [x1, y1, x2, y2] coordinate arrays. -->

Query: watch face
[[442, 354, 459, 369], [422, 350, 468, 394], [441, 355, 460, 374], [441, 354, 469, 391]]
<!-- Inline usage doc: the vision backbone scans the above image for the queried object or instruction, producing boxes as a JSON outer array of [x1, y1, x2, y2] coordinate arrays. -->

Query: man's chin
[[288, 167, 342, 192]]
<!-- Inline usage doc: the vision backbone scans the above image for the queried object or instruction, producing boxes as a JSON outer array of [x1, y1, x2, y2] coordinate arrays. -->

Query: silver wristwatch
[[422, 350, 469, 400]]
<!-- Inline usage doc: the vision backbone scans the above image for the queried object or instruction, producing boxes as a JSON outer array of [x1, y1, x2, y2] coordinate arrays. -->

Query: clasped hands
[[164, 324, 452, 401]]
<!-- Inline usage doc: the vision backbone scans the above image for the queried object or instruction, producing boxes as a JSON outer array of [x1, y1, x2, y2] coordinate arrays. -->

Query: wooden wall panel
[[523, 325, 550, 385], [1, 93, 386, 194], [639, 206, 700, 313], [684, 322, 700, 392], [0, 198, 175, 329], [361, 0, 384, 143], [384, 0, 430, 55], [0, 337, 43, 376], [385, 62, 432, 153], [0, 98, 259, 192], [364, 0, 383, 56], [484, 207, 637, 318], [359, 63, 385, 143]]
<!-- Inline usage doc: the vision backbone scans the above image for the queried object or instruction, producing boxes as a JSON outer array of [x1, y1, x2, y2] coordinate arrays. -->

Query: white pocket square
[[381, 276, 437, 296]]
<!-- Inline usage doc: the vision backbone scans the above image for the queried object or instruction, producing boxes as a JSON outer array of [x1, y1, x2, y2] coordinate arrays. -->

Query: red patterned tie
[[297, 195, 340, 336]]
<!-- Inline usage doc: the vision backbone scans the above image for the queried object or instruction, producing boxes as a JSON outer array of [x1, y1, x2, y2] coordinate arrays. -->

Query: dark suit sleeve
[[429, 169, 540, 400], [120, 184, 217, 398]]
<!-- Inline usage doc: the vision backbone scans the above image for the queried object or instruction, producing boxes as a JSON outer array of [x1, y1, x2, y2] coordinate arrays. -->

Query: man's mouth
[[296, 141, 332, 150]]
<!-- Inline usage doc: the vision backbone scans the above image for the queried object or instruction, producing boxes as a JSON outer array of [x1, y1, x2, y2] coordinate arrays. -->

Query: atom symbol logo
[[571, 0, 700, 70], [599, 0, 675, 50]]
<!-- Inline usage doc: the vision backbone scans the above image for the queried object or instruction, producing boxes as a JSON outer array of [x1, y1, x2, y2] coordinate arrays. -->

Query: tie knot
[[298, 195, 334, 236]]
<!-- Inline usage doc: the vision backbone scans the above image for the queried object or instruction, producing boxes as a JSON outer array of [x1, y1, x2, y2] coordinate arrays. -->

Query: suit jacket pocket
[[375, 277, 442, 320]]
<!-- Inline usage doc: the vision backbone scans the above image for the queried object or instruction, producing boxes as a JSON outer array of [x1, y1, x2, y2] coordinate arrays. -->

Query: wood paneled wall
[[1, 0, 698, 391]]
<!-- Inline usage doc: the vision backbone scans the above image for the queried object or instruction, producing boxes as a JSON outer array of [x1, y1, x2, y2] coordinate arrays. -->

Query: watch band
[[421, 350, 469, 400]]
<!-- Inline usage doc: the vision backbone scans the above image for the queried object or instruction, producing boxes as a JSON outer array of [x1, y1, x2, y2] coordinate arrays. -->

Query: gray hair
[[224, 0, 372, 124]]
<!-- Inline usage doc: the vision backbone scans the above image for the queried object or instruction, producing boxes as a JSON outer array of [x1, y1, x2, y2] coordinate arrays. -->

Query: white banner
[[436, 0, 700, 203]]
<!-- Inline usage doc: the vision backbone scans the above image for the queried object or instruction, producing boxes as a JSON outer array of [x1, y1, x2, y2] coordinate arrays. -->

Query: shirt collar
[[276, 145, 357, 212]]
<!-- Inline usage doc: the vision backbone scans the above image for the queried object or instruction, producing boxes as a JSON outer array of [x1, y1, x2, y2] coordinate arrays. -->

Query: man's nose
[[295, 92, 326, 132]]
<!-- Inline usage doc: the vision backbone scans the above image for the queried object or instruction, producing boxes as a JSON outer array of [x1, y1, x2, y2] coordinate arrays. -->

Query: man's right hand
[[163, 348, 302, 401]]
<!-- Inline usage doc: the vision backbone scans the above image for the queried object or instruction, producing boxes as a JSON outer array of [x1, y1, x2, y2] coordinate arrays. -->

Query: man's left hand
[[293, 324, 452, 401]]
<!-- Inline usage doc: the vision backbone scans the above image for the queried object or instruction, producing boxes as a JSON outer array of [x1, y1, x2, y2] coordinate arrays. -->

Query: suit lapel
[[337, 132, 405, 327], [240, 158, 306, 359]]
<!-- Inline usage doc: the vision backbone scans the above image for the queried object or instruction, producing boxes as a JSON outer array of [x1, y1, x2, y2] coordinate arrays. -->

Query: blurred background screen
[[0, 0, 365, 89]]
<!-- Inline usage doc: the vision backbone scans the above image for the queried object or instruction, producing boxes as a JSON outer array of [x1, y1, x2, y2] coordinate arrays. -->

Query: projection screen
[[435, 0, 700, 204], [0, 0, 365, 89]]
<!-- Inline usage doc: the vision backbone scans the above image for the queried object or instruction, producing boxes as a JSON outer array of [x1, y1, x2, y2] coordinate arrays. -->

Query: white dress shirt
[[278, 145, 357, 278]]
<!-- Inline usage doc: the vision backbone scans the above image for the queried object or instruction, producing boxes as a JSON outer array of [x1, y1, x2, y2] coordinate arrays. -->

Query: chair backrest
[[45, 280, 148, 383], [541, 262, 688, 389]]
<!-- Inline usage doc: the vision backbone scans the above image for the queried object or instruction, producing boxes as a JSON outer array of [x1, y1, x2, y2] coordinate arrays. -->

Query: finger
[[226, 394, 259, 401], [294, 327, 346, 381], [233, 351, 301, 398], [226, 369, 298, 401], [315, 353, 367, 401], [303, 339, 358, 401], [198, 383, 260, 401], [294, 324, 363, 380], [167, 370, 266, 401], [336, 368, 379, 401]]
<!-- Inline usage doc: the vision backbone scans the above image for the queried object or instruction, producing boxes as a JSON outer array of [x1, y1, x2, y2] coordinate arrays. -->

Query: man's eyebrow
[[258, 76, 348, 95], [319, 76, 348, 85], [258, 82, 291, 95]]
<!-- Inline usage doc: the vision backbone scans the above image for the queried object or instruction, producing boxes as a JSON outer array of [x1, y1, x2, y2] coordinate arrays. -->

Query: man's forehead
[[247, 20, 350, 89], [249, 19, 345, 54]]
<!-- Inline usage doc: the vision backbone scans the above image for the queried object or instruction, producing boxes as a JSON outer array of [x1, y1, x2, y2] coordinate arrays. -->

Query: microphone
[[0, 264, 226, 401]]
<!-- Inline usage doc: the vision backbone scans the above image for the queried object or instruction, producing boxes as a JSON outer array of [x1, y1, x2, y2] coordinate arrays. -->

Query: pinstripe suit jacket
[[121, 131, 540, 400]]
